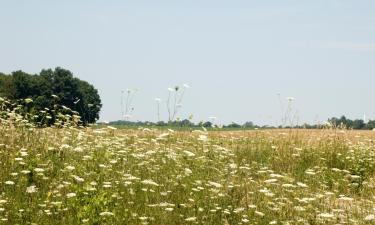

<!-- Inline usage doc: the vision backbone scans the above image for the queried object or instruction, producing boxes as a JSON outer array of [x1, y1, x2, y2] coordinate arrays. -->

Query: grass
[[1, 123, 375, 224]]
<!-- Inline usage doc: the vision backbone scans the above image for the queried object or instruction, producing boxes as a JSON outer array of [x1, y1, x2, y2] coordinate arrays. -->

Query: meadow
[[2, 117, 375, 225]]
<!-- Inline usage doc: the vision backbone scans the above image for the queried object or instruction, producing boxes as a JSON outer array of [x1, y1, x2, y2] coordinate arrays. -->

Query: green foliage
[[0, 67, 101, 124], [328, 116, 367, 130]]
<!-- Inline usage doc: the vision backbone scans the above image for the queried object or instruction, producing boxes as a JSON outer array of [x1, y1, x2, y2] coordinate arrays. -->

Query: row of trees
[[328, 116, 375, 130], [108, 120, 269, 129], [107, 116, 375, 130], [0, 67, 102, 125]]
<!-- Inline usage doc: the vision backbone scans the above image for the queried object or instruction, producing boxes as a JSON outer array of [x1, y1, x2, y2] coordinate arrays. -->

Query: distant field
[[1, 126, 375, 224]]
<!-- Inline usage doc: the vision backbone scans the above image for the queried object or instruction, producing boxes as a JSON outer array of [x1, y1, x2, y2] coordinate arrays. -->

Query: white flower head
[[5, 181, 15, 185], [26, 185, 38, 194], [66, 193, 76, 198], [286, 97, 295, 102], [99, 212, 114, 217], [24, 98, 33, 103]]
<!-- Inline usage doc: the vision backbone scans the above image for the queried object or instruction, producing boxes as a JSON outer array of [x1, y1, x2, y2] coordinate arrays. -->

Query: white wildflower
[[66, 193, 76, 198], [208, 181, 222, 188], [5, 181, 14, 185], [185, 217, 197, 222], [99, 212, 114, 216], [141, 179, 159, 186], [26, 185, 38, 194]]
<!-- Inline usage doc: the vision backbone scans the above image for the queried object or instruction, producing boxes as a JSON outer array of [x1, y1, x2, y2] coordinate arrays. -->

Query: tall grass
[[1, 115, 375, 224]]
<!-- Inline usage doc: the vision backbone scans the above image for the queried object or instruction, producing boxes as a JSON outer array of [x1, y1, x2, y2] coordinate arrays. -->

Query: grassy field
[[1, 124, 375, 224]]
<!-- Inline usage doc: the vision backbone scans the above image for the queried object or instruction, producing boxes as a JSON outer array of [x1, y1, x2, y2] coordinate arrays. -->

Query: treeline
[[106, 120, 267, 129], [328, 116, 375, 130], [107, 116, 375, 130], [0, 67, 102, 125]]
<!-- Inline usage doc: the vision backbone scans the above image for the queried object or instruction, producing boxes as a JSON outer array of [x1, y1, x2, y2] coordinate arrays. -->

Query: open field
[[1, 126, 375, 224]]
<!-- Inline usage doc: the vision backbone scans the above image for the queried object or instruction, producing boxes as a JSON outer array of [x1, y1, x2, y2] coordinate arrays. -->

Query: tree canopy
[[0, 67, 101, 125]]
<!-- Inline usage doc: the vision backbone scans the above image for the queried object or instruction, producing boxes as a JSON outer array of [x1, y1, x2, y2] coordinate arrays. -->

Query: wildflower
[[270, 173, 284, 178], [198, 135, 208, 142], [21, 170, 31, 174], [25, 98, 33, 103], [103, 182, 112, 188], [72, 175, 85, 183], [255, 211, 265, 217], [185, 217, 197, 222], [141, 179, 159, 186], [338, 196, 353, 202], [34, 168, 45, 173], [73, 147, 83, 152], [66, 193, 76, 198], [294, 206, 306, 212], [318, 213, 334, 219], [183, 150, 195, 157], [305, 170, 316, 175], [248, 204, 256, 209], [99, 212, 114, 217], [26, 185, 38, 194], [242, 218, 249, 223], [233, 208, 245, 213], [184, 168, 193, 175], [365, 214, 375, 221], [66, 165, 75, 171], [5, 181, 14, 185], [264, 179, 278, 184], [286, 97, 295, 101], [208, 181, 222, 188], [297, 182, 308, 188]]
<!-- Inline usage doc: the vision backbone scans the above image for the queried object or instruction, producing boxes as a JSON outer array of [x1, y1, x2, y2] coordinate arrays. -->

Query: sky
[[0, 0, 374, 125]]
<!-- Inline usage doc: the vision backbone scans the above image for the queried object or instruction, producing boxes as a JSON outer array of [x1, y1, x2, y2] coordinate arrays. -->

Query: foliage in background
[[0, 67, 101, 125], [328, 116, 375, 130], [106, 117, 375, 131]]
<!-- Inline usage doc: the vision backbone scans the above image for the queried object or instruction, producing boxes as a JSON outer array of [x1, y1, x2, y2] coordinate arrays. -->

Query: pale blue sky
[[0, 0, 374, 125]]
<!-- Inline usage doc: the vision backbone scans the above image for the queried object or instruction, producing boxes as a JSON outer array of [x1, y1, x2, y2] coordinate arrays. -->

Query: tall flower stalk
[[121, 88, 137, 121], [166, 84, 189, 122]]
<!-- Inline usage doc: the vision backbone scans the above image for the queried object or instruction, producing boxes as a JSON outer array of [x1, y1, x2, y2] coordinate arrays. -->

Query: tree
[[0, 67, 102, 125], [352, 119, 365, 130], [243, 121, 254, 128], [366, 120, 375, 130], [75, 78, 102, 123], [226, 122, 241, 128]]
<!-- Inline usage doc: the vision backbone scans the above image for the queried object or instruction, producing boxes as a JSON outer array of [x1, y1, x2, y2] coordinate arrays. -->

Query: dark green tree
[[0, 67, 102, 125], [352, 119, 365, 130]]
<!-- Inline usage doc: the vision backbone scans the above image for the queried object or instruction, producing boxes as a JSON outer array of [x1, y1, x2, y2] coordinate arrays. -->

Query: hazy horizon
[[1, 1, 374, 125]]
